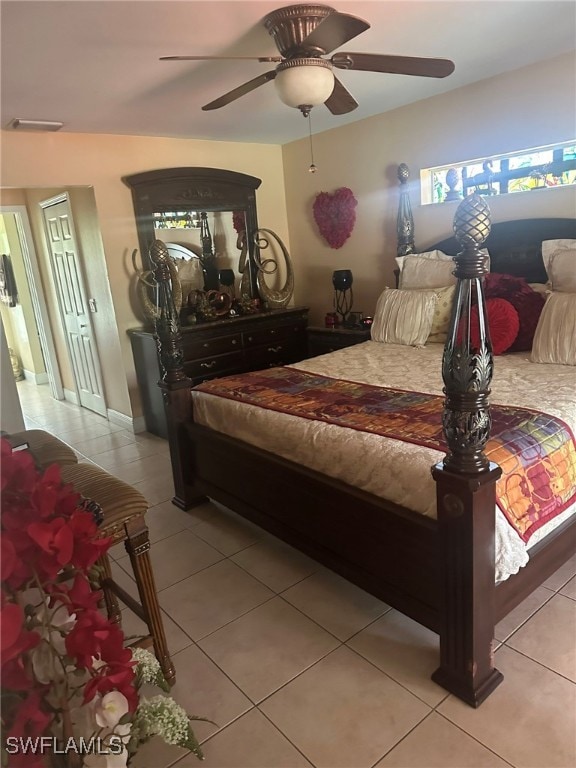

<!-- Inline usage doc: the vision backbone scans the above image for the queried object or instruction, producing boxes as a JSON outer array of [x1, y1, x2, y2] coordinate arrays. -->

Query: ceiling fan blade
[[301, 12, 370, 55], [332, 52, 455, 78], [324, 77, 358, 115], [160, 55, 282, 63], [202, 70, 277, 111]]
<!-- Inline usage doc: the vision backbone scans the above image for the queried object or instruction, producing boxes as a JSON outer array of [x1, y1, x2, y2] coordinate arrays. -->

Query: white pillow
[[531, 292, 576, 365], [396, 250, 453, 289], [541, 239, 576, 293], [371, 288, 437, 346], [399, 255, 456, 289], [396, 249, 489, 289]]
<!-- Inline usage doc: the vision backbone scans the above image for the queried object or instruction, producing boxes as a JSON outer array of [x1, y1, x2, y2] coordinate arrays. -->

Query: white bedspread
[[191, 341, 576, 582]]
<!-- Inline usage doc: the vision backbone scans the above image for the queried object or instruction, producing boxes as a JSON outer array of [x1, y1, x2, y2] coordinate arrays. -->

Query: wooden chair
[[7, 430, 175, 684]]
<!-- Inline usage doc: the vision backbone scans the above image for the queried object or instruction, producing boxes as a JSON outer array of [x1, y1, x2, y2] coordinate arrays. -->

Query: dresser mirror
[[122, 167, 262, 301]]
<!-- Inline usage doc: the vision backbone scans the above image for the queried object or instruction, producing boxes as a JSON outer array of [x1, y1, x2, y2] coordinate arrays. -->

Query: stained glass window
[[421, 142, 576, 205]]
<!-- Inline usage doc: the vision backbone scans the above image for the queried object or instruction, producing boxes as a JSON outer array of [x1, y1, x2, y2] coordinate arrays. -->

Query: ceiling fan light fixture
[[274, 58, 334, 111]]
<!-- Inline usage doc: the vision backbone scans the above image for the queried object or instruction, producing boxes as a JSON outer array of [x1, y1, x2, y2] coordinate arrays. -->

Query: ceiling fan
[[161, 3, 455, 117]]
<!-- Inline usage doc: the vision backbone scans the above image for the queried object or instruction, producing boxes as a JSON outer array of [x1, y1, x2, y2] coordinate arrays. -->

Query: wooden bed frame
[[151, 167, 576, 707]]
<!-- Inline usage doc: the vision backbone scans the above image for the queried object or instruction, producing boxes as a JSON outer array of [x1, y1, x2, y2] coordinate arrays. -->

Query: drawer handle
[[200, 360, 217, 369], [202, 342, 210, 348], [232, 339, 238, 345], [248, 336, 253, 342], [268, 345, 282, 353]]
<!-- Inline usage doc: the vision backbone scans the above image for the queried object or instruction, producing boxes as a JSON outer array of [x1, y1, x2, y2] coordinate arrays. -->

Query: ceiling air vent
[[8, 119, 64, 131]]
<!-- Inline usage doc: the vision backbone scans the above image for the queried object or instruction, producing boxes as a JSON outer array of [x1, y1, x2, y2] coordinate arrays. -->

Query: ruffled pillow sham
[[541, 239, 576, 293], [371, 288, 437, 346], [531, 292, 576, 365]]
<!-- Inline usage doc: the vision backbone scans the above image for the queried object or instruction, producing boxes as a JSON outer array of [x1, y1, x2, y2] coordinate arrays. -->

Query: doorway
[[1, 193, 108, 420], [0, 206, 64, 401]]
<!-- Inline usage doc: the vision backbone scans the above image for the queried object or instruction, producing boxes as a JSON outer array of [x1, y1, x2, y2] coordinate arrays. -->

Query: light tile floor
[[17, 380, 576, 768]]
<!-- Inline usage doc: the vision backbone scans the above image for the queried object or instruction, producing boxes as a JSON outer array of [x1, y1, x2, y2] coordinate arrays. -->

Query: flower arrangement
[[0, 438, 204, 767], [312, 187, 358, 249]]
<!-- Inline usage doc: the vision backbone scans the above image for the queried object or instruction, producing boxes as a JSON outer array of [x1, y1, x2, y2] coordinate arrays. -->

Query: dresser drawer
[[184, 350, 244, 378], [243, 320, 307, 347], [245, 339, 305, 369], [183, 332, 242, 359]]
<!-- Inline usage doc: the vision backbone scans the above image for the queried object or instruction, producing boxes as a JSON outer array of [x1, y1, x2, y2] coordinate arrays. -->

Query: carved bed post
[[396, 163, 415, 257], [148, 241, 205, 510], [431, 195, 504, 706]]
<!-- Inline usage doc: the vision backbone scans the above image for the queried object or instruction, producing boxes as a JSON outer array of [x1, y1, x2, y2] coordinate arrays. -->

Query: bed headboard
[[426, 218, 576, 284]]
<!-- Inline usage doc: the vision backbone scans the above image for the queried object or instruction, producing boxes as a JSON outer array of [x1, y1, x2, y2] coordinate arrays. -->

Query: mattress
[[191, 341, 576, 582]]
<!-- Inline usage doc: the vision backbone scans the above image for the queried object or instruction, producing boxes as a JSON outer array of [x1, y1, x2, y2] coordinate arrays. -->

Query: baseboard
[[107, 408, 146, 434], [63, 388, 79, 405], [23, 369, 49, 385]]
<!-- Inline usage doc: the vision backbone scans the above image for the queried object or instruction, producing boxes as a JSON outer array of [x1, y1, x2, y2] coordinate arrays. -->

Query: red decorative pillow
[[484, 272, 533, 299], [469, 298, 520, 355], [507, 290, 546, 352]]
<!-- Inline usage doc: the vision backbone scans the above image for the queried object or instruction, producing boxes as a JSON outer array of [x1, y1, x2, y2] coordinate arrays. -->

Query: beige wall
[[283, 53, 576, 325], [1, 134, 288, 420], [1, 54, 574, 418]]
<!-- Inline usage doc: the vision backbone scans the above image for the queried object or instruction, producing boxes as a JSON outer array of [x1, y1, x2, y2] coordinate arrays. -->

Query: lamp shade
[[274, 59, 334, 108]]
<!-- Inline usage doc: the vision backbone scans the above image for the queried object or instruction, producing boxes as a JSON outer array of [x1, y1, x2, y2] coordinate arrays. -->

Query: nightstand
[[307, 326, 372, 357]]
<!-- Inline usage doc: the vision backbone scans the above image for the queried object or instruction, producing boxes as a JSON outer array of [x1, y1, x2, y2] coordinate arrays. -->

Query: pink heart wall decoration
[[313, 187, 358, 249]]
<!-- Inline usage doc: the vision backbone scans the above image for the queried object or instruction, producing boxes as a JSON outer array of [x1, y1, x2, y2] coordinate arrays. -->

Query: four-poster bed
[[148, 165, 576, 707]]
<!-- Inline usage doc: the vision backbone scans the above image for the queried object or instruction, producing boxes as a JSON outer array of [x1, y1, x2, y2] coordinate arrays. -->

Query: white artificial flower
[[30, 641, 60, 684], [135, 695, 190, 747], [131, 647, 168, 689], [95, 691, 129, 729], [34, 600, 77, 655]]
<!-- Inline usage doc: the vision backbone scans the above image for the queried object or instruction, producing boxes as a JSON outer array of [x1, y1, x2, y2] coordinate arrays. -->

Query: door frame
[[0, 204, 64, 400]]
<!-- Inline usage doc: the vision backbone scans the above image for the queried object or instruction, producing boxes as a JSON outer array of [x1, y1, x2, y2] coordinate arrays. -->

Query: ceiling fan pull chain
[[308, 112, 317, 174]]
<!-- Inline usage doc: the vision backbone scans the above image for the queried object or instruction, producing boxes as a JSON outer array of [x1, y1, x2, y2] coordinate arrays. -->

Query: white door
[[41, 195, 107, 416]]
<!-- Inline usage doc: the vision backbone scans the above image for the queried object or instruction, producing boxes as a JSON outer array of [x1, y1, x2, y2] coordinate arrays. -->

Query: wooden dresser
[[129, 307, 309, 438]]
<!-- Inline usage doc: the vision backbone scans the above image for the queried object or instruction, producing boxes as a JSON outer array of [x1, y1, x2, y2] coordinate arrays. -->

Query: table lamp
[[332, 269, 353, 325]]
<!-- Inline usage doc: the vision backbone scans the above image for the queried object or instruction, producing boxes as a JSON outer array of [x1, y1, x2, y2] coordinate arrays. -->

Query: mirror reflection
[[151, 209, 248, 308]]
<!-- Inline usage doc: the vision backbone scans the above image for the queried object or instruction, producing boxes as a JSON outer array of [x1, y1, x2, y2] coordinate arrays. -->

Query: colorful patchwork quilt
[[195, 367, 576, 542]]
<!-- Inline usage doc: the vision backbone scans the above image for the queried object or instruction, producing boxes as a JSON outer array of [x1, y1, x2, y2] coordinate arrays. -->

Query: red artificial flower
[[49, 572, 102, 613], [6, 690, 52, 758], [68, 510, 111, 570], [27, 518, 74, 579], [65, 609, 124, 668], [0, 441, 37, 495], [84, 663, 138, 711], [1, 535, 17, 581], [0, 602, 40, 665], [0, 530, 37, 589], [313, 187, 358, 249], [1, 657, 37, 691], [31, 464, 80, 521]]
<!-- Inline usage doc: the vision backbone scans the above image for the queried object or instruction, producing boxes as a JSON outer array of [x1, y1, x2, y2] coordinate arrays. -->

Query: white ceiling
[[2, 0, 575, 145]]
